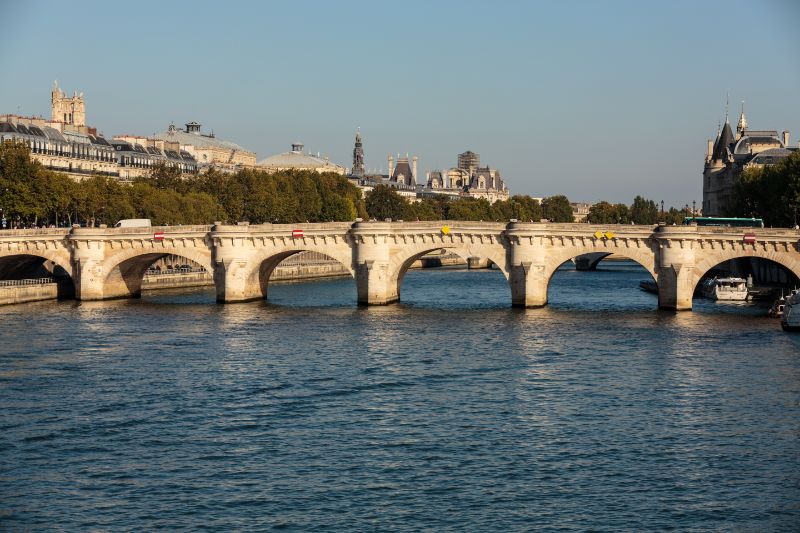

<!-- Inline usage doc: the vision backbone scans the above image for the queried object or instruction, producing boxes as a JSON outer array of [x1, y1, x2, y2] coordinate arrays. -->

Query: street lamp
[[0, 188, 7, 229]]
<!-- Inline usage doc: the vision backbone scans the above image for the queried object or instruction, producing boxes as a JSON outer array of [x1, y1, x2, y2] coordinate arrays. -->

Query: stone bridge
[[0, 221, 798, 310]]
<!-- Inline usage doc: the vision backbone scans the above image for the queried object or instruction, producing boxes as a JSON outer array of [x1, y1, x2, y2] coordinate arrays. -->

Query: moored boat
[[768, 291, 791, 318], [781, 290, 800, 331], [700, 277, 748, 301], [639, 279, 658, 294]]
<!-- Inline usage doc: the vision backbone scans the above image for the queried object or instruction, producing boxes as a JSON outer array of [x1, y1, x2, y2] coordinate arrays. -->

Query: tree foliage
[[541, 195, 574, 222], [0, 141, 369, 227], [729, 152, 800, 227], [629, 195, 658, 225]]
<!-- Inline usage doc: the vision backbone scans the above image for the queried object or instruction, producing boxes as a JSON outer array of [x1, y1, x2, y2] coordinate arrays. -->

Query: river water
[[1, 261, 799, 531]]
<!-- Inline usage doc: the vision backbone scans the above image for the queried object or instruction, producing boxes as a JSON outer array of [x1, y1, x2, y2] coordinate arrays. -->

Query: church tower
[[51, 80, 85, 126], [351, 128, 365, 177]]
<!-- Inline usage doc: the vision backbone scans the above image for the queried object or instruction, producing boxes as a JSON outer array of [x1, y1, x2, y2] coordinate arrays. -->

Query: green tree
[[730, 152, 800, 227], [365, 185, 410, 220], [586, 201, 616, 224], [541, 195, 573, 222], [663, 207, 688, 225], [629, 196, 658, 225]]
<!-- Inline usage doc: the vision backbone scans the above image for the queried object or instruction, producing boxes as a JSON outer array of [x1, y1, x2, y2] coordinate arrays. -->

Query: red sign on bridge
[[153, 232, 165, 242], [743, 233, 756, 244], [292, 229, 304, 238]]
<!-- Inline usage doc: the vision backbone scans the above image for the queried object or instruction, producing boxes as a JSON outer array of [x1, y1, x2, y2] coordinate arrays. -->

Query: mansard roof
[[748, 147, 795, 165], [742, 129, 780, 138], [42, 127, 67, 143], [392, 159, 412, 180]]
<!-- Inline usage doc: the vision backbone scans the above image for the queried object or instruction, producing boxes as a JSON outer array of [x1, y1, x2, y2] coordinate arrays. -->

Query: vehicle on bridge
[[683, 217, 764, 228], [114, 219, 151, 228]]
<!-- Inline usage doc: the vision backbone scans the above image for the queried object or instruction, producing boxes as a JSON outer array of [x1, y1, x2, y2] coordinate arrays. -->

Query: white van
[[114, 219, 152, 228]]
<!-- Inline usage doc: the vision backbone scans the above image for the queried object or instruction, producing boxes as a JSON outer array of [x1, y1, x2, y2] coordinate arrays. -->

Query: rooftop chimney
[[782, 131, 790, 147]]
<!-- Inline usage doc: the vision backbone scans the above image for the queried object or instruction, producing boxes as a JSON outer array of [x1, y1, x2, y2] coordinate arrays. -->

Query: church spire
[[736, 100, 747, 138]]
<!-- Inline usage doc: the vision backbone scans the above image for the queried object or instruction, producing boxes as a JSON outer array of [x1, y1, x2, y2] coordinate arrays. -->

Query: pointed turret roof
[[712, 120, 734, 161]]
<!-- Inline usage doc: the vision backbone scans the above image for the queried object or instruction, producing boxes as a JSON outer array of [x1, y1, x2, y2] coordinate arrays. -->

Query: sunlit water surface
[[1, 261, 799, 531]]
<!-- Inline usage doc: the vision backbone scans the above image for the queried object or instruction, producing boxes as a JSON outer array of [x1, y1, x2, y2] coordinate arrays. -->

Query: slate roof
[[712, 121, 734, 161], [153, 127, 250, 153]]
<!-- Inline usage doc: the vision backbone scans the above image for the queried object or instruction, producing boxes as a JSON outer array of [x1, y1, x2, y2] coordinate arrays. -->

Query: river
[[1, 261, 799, 531]]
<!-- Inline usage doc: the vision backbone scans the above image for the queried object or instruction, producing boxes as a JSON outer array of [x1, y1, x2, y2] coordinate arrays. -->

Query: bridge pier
[[510, 262, 548, 307], [355, 260, 398, 305], [214, 258, 264, 303], [655, 227, 697, 311], [72, 233, 106, 301], [467, 256, 492, 269]]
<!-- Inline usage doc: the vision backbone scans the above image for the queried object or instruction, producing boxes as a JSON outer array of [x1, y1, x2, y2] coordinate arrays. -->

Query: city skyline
[[1, 0, 799, 207]]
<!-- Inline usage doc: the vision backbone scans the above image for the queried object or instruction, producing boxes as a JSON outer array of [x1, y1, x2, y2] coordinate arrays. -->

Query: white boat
[[781, 290, 800, 331], [700, 277, 748, 301]]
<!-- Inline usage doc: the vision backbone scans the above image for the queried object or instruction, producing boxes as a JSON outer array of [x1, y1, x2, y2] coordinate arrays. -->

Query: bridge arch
[[541, 245, 658, 306], [690, 248, 800, 294], [546, 245, 657, 281], [0, 249, 73, 279], [0, 250, 76, 298], [387, 242, 509, 303], [99, 245, 214, 299], [238, 244, 356, 301]]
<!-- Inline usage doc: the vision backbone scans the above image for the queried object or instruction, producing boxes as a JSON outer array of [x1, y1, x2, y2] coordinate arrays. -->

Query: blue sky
[[1, 0, 798, 206]]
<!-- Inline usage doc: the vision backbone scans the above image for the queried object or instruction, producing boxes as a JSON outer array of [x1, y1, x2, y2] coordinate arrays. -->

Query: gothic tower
[[352, 128, 365, 177], [51, 80, 85, 126]]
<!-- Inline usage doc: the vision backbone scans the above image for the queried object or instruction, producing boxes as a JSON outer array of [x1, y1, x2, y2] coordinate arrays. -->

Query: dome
[[257, 145, 344, 173]]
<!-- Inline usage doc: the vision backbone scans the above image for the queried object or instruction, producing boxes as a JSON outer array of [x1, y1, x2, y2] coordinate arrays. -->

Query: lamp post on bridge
[[0, 187, 7, 230]]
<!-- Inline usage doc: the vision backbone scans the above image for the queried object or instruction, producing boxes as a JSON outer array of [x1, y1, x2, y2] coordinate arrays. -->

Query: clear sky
[[1, 0, 798, 207]]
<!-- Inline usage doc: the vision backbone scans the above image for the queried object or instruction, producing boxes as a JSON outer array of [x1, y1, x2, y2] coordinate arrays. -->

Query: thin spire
[[737, 99, 747, 134], [724, 92, 730, 123]]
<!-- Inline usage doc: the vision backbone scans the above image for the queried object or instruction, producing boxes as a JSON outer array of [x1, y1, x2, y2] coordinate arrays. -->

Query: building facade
[[703, 103, 796, 216], [424, 150, 509, 203], [0, 82, 202, 180]]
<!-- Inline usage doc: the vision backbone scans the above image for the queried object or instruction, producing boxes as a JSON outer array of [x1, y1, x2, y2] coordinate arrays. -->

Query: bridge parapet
[[0, 228, 70, 237]]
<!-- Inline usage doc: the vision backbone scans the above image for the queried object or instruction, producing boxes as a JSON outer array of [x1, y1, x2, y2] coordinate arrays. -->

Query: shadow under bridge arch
[[237, 247, 356, 302], [99, 246, 214, 300], [0, 251, 75, 299]]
